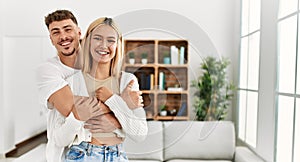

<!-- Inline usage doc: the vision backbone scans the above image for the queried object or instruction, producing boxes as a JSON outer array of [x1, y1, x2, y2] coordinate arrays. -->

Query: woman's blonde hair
[[81, 17, 123, 80]]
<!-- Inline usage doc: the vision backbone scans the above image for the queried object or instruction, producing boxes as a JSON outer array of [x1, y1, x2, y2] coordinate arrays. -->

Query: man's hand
[[121, 80, 144, 109], [95, 87, 113, 102], [84, 112, 121, 133], [72, 96, 103, 121]]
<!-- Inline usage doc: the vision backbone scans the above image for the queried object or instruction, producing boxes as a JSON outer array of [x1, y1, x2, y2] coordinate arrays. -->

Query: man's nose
[[59, 32, 68, 41]]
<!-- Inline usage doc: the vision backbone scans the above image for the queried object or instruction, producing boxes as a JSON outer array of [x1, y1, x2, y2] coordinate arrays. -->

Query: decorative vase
[[129, 58, 135, 64], [163, 57, 171, 64], [160, 110, 167, 116], [141, 58, 148, 64]]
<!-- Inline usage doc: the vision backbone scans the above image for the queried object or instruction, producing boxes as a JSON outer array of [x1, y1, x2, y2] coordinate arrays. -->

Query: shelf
[[124, 63, 156, 67], [157, 64, 189, 68], [123, 39, 189, 121], [155, 116, 189, 121], [157, 90, 189, 94]]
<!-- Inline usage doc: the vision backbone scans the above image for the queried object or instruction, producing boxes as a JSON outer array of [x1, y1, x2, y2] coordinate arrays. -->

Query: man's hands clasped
[[72, 96, 106, 121]]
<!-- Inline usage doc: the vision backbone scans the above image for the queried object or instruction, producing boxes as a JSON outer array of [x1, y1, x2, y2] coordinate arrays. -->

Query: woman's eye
[[108, 40, 115, 43], [93, 37, 101, 40]]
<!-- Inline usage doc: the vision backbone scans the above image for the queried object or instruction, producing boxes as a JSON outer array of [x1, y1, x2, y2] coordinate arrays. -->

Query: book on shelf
[[170, 45, 179, 65], [137, 72, 152, 90], [171, 45, 185, 65], [159, 72, 165, 90], [177, 102, 187, 116], [150, 74, 154, 90], [179, 46, 185, 64]]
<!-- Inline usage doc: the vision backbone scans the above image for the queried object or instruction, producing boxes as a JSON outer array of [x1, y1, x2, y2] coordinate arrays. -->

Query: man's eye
[[52, 32, 59, 35], [108, 40, 115, 43]]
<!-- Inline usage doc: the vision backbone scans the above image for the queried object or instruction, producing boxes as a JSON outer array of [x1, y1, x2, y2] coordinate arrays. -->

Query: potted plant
[[159, 105, 167, 116], [191, 56, 236, 121], [141, 52, 148, 64], [163, 51, 171, 64], [128, 52, 135, 64]]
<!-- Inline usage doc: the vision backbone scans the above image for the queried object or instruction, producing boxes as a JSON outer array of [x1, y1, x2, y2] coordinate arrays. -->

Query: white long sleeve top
[[84, 72, 148, 142]]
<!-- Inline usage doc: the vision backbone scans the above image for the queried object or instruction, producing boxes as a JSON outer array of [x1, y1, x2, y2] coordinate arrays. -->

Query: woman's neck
[[90, 61, 111, 80]]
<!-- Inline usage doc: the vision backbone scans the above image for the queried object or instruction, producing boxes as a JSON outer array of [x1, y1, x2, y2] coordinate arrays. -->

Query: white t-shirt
[[36, 56, 91, 162]]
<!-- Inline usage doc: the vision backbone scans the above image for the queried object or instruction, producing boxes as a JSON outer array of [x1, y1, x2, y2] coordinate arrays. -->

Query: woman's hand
[[95, 86, 113, 102], [121, 80, 144, 109]]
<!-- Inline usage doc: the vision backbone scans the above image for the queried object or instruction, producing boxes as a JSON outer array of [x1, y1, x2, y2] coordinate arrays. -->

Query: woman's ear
[[78, 27, 82, 37]]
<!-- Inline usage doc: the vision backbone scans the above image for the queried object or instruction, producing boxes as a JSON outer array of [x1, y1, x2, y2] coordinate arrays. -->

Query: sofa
[[123, 121, 265, 162]]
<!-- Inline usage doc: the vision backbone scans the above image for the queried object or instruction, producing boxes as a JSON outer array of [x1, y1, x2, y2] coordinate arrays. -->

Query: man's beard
[[61, 48, 76, 57]]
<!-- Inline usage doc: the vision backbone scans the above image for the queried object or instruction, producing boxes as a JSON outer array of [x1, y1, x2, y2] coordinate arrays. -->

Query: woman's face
[[90, 24, 118, 64]]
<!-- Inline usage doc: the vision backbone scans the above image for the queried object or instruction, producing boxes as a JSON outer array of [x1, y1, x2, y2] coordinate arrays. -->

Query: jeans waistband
[[79, 141, 122, 152]]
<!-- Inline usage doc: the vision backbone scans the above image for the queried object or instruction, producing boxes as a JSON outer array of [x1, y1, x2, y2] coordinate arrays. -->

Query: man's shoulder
[[36, 57, 62, 75], [38, 57, 59, 67]]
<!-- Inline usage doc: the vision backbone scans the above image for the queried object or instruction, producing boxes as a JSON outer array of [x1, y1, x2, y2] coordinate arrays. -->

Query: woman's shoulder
[[120, 71, 139, 91], [121, 71, 137, 80]]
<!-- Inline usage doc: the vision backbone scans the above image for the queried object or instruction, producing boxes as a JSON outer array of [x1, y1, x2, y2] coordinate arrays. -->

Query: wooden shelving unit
[[123, 39, 189, 121]]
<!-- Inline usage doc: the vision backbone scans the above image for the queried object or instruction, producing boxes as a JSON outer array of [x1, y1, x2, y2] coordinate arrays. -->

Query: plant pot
[[160, 110, 167, 116], [141, 58, 148, 64], [129, 58, 135, 64]]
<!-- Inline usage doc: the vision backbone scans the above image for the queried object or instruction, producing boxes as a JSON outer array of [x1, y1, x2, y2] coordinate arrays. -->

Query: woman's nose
[[99, 40, 108, 49]]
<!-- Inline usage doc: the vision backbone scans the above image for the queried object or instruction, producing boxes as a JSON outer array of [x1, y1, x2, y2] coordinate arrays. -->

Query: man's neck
[[59, 52, 78, 69]]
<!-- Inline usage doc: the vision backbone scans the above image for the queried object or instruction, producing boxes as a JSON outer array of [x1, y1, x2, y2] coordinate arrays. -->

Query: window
[[238, 0, 261, 148], [276, 0, 300, 161]]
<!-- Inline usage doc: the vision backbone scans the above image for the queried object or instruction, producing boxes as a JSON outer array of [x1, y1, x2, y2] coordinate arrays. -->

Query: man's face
[[49, 19, 81, 57]]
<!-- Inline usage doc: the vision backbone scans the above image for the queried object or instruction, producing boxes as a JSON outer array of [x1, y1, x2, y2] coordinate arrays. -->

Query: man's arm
[[48, 85, 108, 121], [48, 85, 74, 117]]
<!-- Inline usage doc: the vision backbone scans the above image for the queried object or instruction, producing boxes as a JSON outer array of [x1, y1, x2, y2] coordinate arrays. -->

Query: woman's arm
[[95, 75, 148, 142], [104, 94, 148, 142]]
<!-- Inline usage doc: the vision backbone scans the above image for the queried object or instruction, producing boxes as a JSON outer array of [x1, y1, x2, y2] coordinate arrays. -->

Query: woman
[[65, 17, 148, 161]]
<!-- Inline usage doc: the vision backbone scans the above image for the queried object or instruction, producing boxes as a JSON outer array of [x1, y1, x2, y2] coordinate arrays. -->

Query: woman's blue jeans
[[64, 141, 128, 162]]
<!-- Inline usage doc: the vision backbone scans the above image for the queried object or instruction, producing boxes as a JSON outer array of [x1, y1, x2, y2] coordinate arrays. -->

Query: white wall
[[0, 0, 6, 157], [0, 0, 239, 156]]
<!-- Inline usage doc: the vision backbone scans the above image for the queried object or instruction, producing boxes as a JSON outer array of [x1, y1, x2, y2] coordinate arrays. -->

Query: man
[[36, 10, 143, 162]]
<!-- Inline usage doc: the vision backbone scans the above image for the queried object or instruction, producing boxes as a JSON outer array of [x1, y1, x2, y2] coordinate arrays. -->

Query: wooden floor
[[5, 131, 47, 157]]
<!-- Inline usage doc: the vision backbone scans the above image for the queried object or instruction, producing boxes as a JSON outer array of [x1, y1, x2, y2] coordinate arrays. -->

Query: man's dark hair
[[44, 9, 78, 29]]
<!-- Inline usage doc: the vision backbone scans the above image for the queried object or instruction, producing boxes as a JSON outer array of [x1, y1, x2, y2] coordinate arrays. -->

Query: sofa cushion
[[164, 121, 235, 161], [129, 160, 161, 162], [167, 160, 231, 162], [124, 121, 163, 161], [234, 146, 265, 162]]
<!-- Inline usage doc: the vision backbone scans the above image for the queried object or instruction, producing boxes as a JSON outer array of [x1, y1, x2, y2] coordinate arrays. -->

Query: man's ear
[[49, 34, 55, 45]]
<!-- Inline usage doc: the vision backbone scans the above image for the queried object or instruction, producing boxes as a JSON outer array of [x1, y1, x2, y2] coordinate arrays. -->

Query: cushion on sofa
[[234, 146, 265, 162], [123, 121, 163, 161], [129, 160, 161, 162], [164, 121, 235, 161], [167, 160, 232, 162]]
